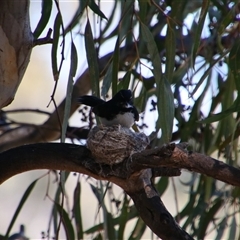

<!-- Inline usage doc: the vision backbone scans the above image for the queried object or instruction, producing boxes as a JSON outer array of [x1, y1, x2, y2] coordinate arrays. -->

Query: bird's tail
[[78, 95, 105, 107]]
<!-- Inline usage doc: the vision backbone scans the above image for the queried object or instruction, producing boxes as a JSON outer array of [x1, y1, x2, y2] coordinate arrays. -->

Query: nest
[[87, 125, 149, 165]]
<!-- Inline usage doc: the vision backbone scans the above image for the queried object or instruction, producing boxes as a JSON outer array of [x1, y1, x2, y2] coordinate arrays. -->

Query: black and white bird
[[78, 89, 139, 128]]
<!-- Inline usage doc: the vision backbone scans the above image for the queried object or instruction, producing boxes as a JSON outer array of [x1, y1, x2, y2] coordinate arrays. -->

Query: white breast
[[100, 112, 135, 128]]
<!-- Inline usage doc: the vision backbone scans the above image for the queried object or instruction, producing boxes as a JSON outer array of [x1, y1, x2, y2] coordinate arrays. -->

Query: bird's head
[[112, 89, 133, 107]]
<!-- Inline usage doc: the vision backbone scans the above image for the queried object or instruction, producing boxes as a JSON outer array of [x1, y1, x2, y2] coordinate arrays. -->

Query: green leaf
[[229, 38, 240, 92], [140, 22, 174, 143], [51, 12, 63, 81], [106, 212, 116, 240], [218, 7, 235, 36], [191, 50, 229, 97], [165, 18, 176, 83], [117, 194, 130, 239], [5, 178, 39, 238], [117, 70, 132, 92], [55, 203, 75, 240], [84, 205, 138, 234], [101, 37, 120, 98], [61, 41, 78, 143], [200, 97, 240, 124], [215, 217, 227, 239], [228, 215, 237, 240], [101, 62, 113, 99], [191, 0, 210, 68], [33, 0, 53, 39], [49, 172, 70, 236], [64, 1, 88, 35], [100, 0, 118, 38], [197, 199, 224, 239], [111, 37, 120, 96], [155, 177, 169, 195], [88, 0, 108, 20], [138, 0, 149, 23], [85, 20, 100, 97], [128, 217, 146, 240], [72, 181, 83, 240]]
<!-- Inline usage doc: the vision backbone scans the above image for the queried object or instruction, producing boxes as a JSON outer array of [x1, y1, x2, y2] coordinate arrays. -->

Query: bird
[[78, 89, 139, 128], [8, 224, 29, 240]]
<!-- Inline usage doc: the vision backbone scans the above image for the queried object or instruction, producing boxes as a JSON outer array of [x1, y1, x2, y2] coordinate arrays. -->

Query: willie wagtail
[[78, 89, 139, 128]]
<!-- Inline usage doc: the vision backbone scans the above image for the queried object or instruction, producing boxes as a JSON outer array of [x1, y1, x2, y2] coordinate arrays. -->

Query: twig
[[33, 28, 53, 47]]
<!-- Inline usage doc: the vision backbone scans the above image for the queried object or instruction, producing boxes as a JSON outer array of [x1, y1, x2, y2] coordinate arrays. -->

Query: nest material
[[87, 125, 149, 165]]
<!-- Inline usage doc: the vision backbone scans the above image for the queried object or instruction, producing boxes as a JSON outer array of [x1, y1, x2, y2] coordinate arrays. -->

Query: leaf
[[4, 178, 39, 238], [117, 70, 132, 92], [55, 203, 75, 240], [84, 205, 138, 234], [215, 217, 227, 239], [140, 22, 174, 143], [200, 97, 240, 124], [105, 212, 116, 240], [218, 6, 235, 35], [101, 62, 113, 99], [117, 194, 130, 239], [229, 38, 240, 92], [49, 172, 70, 235], [165, 1, 186, 83], [88, 0, 108, 20], [228, 215, 237, 240], [85, 20, 100, 97], [128, 217, 146, 240], [138, 0, 149, 23], [191, 0, 210, 68], [89, 183, 101, 203], [51, 12, 63, 81], [165, 17, 176, 83], [191, 50, 229, 97], [197, 199, 224, 239], [100, 0, 118, 37], [64, 1, 88, 35], [72, 181, 83, 240], [61, 41, 78, 142], [155, 177, 169, 195], [111, 37, 120, 95], [33, 0, 53, 39], [101, 37, 120, 98]]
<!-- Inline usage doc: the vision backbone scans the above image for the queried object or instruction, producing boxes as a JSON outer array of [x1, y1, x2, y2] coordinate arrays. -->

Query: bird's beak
[[125, 102, 133, 108]]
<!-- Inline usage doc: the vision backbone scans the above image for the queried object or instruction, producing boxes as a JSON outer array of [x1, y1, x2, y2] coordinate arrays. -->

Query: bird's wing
[[78, 95, 105, 107], [132, 106, 139, 121]]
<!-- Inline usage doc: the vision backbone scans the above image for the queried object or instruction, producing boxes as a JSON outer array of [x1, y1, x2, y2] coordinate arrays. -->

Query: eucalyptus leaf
[[33, 0, 52, 39], [85, 20, 100, 97]]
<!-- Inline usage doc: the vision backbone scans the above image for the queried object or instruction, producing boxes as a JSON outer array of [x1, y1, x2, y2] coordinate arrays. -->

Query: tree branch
[[129, 143, 240, 187], [0, 142, 239, 239], [33, 28, 53, 46]]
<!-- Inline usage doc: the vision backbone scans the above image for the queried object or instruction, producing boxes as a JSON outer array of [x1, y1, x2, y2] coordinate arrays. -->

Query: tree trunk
[[0, 0, 32, 108]]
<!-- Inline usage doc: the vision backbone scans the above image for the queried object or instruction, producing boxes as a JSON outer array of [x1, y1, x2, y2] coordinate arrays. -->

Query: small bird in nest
[[78, 89, 139, 128]]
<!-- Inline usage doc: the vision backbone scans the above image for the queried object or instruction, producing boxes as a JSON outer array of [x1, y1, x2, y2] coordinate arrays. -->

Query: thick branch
[[130, 143, 240, 187], [1, 142, 239, 239], [128, 188, 193, 240]]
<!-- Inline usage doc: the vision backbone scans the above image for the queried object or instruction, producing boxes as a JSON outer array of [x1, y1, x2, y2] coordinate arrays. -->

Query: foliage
[[1, 0, 240, 239]]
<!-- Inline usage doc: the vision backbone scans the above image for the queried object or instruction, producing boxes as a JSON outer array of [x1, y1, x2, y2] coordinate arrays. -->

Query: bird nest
[[87, 125, 149, 165]]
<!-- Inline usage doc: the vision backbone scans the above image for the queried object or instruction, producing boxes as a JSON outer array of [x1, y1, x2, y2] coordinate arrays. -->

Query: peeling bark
[[0, 0, 33, 108]]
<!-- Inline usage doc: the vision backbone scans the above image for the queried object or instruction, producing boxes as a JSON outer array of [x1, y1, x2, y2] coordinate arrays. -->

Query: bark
[[0, 0, 33, 108], [0, 142, 240, 239]]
